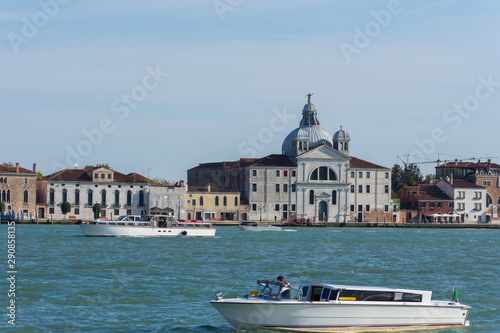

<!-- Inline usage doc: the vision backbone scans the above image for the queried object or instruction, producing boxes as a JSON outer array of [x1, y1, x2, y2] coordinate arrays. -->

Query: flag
[[452, 286, 459, 303]]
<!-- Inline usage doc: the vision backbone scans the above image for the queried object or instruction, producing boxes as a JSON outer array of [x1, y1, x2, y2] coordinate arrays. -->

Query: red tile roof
[[441, 179, 485, 189], [349, 157, 390, 170], [42, 168, 148, 183], [437, 161, 500, 169], [0, 165, 35, 174], [406, 184, 452, 201]]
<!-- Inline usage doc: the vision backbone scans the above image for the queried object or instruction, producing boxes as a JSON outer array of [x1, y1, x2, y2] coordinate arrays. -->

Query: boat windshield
[[253, 280, 302, 300]]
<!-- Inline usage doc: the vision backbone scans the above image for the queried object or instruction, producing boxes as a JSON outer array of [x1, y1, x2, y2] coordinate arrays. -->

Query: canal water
[[1, 225, 498, 332]]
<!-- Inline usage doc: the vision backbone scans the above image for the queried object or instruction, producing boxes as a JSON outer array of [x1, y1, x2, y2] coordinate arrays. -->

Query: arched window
[[6, 190, 10, 203], [62, 189, 68, 202], [332, 190, 337, 205], [138, 190, 144, 207], [75, 189, 80, 206], [0, 177, 3, 183], [3, 178, 7, 184], [234, 196, 238, 206], [115, 190, 120, 206], [309, 190, 314, 205], [200, 196, 204, 206], [101, 190, 107, 206], [23, 190, 29, 203], [1, 190, 5, 202], [127, 190, 132, 206], [215, 196, 219, 206], [24, 178, 28, 184], [309, 167, 337, 181], [50, 189, 55, 205], [498, 195, 500, 205], [486, 194, 493, 207], [88, 190, 93, 205], [223, 196, 227, 206]]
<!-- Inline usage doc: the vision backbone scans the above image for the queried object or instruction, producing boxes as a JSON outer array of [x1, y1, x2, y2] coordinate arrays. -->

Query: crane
[[397, 154, 497, 169]]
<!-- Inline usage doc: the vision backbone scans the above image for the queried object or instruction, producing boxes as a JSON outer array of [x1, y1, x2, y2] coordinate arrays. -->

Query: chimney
[[16, 162, 19, 173], [478, 159, 481, 164], [33, 163, 37, 173], [179, 180, 185, 187], [487, 159, 491, 174], [207, 183, 211, 192]]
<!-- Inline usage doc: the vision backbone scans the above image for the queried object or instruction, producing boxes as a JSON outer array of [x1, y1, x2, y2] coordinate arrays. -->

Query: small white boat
[[80, 215, 216, 237], [210, 279, 471, 332], [239, 222, 282, 231]]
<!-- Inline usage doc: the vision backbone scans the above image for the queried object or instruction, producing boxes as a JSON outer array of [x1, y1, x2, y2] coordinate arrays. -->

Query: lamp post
[[259, 204, 262, 222], [178, 195, 182, 219]]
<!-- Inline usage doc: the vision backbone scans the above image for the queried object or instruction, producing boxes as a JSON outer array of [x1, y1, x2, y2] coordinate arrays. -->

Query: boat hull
[[210, 300, 470, 332], [239, 226, 282, 231], [80, 224, 216, 237]]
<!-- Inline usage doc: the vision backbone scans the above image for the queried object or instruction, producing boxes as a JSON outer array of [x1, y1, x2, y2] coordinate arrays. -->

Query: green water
[[1, 225, 498, 332]]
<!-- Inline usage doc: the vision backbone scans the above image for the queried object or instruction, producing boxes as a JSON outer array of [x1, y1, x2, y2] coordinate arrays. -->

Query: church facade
[[188, 95, 396, 223]]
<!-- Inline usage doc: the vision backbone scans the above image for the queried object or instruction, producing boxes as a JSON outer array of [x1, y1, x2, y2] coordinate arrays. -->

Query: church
[[188, 95, 396, 223]]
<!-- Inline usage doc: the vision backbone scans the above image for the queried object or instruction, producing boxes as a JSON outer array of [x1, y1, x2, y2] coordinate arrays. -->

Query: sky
[[2, 0, 500, 180]]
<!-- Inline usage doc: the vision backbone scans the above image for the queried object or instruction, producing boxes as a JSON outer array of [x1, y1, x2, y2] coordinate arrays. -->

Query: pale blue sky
[[2, 0, 499, 179]]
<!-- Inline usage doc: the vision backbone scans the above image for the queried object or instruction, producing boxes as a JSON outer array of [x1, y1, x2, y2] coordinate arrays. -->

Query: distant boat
[[239, 222, 282, 231], [211, 279, 471, 332], [80, 215, 216, 237]]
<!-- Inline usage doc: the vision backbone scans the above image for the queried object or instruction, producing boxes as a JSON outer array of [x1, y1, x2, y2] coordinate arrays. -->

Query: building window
[[457, 191, 465, 199], [75, 189, 80, 206], [283, 184, 288, 192], [283, 170, 288, 177], [101, 190, 107, 206], [482, 180, 492, 186], [366, 172, 370, 178], [291, 184, 296, 192], [252, 204, 257, 211], [486, 194, 492, 207], [474, 191, 482, 199], [276, 170, 280, 177], [385, 185, 389, 194], [437, 202, 442, 208], [192, 199, 196, 206], [309, 190, 314, 205], [114, 209, 119, 215], [94, 173, 98, 179], [385, 172, 389, 178], [310, 167, 337, 181], [215, 196, 219, 206], [283, 204, 288, 212], [75, 208, 80, 215], [200, 196, 204, 206], [107, 174, 111, 179], [88, 190, 93, 205], [24, 178, 28, 184], [275, 204, 280, 211], [291, 204, 296, 211], [366, 185, 370, 193], [49, 207, 54, 214], [474, 203, 482, 211], [291, 170, 296, 177], [138, 191, 144, 207], [449, 202, 454, 209], [126, 190, 132, 206], [420, 201, 426, 209], [234, 197, 238, 206], [223, 196, 227, 206], [358, 185, 363, 193], [276, 184, 280, 192], [101, 173, 105, 179], [457, 203, 465, 211], [366, 205, 370, 212], [429, 202, 435, 209], [351, 171, 355, 178], [350, 185, 355, 193], [23, 190, 29, 203], [252, 170, 257, 177], [358, 172, 363, 178], [252, 184, 257, 192], [350, 205, 355, 212], [62, 189, 67, 202], [332, 190, 337, 205], [384, 205, 389, 213], [114, 190, 120, 206]]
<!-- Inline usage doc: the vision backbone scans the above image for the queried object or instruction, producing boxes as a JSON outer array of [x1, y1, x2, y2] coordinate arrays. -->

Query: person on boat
[[277, 276, 292, 299]]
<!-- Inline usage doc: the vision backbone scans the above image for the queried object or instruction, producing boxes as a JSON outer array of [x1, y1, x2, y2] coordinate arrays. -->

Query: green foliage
[[147, 177, 173, 185], [61, 201, 72, 215], [391, 163, 423, 192], [37, 171, 43, 180], [0, 202, 5, 212], [423, 173, 436, 184], [84, 163, 111, 170], [92, 203, 102, 219], [2, 162, 14, 167]]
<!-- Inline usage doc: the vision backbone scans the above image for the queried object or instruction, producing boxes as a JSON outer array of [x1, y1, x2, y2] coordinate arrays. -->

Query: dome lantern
[[333, 126, 350, 155]]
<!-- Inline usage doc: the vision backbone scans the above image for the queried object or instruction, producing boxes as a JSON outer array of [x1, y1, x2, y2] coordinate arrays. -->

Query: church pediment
[[316, 192, 331, 199], [297, 144, 350, 161]]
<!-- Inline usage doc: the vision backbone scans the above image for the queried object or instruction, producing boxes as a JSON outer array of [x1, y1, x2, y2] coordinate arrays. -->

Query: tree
[[37, 171, 43, 180], [2, 162, 14, 167], [423, 173, 436, 184], [147, 177, 173, 185], [0, 202, 5, 212], [84, 163, 111, 170], [92, 203, 102, 219], [61, 201, 72, 215], [391, 163, 424, 192]]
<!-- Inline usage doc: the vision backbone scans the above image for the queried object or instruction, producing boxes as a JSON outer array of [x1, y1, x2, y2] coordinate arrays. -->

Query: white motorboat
[[80, 215, 216, 237], [210, 279, 471, 332], [239, 222, 282, 231]]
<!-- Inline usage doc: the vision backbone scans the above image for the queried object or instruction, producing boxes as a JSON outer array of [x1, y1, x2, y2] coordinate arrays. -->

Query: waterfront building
[[186, 184, 241, 221], [436, 178, 487, 223], [0, 162, 37, 218], [398, 184, 454, 222], [148, 181, 187, 219], [468, 172, 500, 222], [37, 167, 149, 220], [188, 94, 395, 223], [435, 159, 500, 179]]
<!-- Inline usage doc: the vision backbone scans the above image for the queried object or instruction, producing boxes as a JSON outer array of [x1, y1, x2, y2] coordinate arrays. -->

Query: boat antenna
[[222, 283, 239, 297]]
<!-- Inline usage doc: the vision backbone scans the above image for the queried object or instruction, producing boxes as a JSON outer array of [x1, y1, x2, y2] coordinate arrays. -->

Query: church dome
[[297, 127, 309, 140], [333, 126, 350, 141]]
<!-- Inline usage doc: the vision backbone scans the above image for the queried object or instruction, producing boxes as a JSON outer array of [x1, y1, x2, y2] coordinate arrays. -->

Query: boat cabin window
[[312, 286, 323, 302], [127, 223, 134, 226], [301, 286, 309, 299], [321, 288, 331, 300], [395, 292, 422, 302]]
